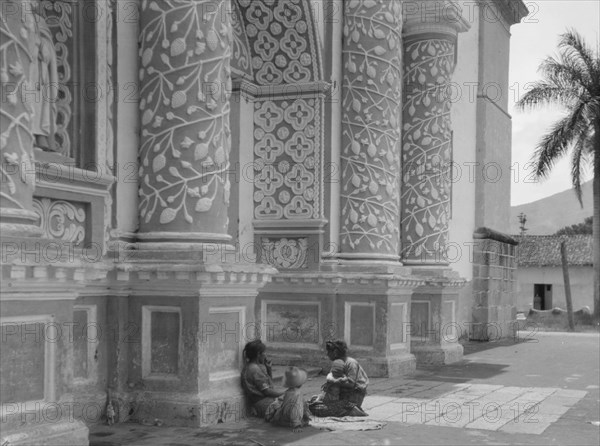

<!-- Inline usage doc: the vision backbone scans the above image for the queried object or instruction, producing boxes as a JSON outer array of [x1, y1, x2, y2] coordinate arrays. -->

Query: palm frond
[[559, 30, 596, 81], [584, 97, 600, 127], [532, 101, 589, 178], [570, 132, 592, 206], [516, 81, 581, 110], [539, 55, 591, 97]]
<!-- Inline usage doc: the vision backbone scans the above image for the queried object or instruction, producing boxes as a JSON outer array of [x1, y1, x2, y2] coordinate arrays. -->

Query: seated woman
[[309, 339, 369, 417], [241, 340, 286, 418]]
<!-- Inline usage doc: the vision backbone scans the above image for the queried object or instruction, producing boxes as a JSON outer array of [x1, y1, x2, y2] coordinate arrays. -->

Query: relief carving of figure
[[25, 1, 58, 152]]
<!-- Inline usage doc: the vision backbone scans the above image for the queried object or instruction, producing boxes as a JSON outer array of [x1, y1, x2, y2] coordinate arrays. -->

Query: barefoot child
[[269, 367, 312, 432]]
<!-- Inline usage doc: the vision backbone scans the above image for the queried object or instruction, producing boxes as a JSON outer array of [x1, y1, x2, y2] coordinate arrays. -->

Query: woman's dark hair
[[243, 339, 266, 362], [325, 339, 348, 360]]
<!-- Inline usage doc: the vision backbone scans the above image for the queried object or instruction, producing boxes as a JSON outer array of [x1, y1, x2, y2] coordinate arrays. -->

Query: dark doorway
[[533, 284, 553, 310]]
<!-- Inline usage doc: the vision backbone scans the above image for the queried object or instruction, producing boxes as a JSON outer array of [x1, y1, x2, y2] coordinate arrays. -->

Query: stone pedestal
[[106, 248, 275, 427], [1, 237, 108, 446], [409, 268, 465, 366], [257, 264, 421, 377]]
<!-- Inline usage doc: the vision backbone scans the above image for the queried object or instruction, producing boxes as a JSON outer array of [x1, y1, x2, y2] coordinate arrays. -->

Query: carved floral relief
[[340, 0, 403, 256], [261, 237, 308, 269], [1, 2, 36, 211], [138, 0, 232, 232], [33, 198, 86, 245], [401, 37, 456, 262]]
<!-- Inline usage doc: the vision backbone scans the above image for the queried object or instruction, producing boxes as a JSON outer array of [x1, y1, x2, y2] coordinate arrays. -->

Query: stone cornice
[[474, 227, 519, 245], [234, 80, 332, 100], [266, 271, 427, 292], [1, 262, 109, 300], [403, 0, 471, 37], [35, 162, 115, 195]]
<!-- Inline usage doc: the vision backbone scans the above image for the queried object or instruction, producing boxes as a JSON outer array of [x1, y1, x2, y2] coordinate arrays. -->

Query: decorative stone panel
[[260, 237, 308, 269], [253, 97, 322, 220], [231, 0, 321, 85], [32, 198, 87, 246]]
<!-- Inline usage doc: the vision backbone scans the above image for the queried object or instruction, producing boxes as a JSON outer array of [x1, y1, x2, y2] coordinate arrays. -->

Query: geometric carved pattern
[[33, 198, 86, 245], [260, 237, 308, 269], [138, 0, 231, 233], [401, 36, 456, 262], [253, 98, 321, 220], [339, 0, 403, 257], [231, 0, 321, 85]]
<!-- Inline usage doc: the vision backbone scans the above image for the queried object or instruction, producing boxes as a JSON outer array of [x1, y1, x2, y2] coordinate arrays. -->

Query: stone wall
[[471, 228, 518, 340]]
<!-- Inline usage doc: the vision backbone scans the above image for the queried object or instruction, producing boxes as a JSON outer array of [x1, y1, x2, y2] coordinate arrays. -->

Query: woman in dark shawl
[[241, 340, 285, 418]]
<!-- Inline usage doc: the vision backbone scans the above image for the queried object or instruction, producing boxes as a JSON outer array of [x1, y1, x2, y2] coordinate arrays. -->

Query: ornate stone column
[[339, 0, 403, 261], [0, 0, 42, 236], [137, 0, 232, 246], [400, 1, 468, 264]]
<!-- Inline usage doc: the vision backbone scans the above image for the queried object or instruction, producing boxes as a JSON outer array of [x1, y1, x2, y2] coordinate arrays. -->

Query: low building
[[516, 235, 594, 312]]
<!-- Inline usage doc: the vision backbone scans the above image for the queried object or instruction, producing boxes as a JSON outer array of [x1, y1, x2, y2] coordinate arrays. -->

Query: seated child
[[318, 359, 347, 402], [268, 366, 312, 432]]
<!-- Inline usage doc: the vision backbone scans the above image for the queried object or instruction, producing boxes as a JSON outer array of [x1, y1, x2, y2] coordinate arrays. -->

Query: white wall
[[516, 266, 594, 312], [448, 2, 480, 281]]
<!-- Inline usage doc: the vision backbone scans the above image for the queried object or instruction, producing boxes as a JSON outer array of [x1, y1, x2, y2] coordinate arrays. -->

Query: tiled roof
[[516, 234, 593, 267]]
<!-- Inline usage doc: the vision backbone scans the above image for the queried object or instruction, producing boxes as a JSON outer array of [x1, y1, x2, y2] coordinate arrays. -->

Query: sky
[[509, 0, 599, 206]]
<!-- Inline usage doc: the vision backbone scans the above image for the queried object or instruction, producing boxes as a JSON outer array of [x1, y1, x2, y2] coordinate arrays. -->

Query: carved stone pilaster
[[400, 1, 469, 264], [0, 1, 42, 236], [339, 0, 403, 260], [137, 0, 232, 245]]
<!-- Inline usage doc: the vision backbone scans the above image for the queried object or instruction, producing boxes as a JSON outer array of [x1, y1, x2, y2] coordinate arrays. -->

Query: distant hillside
[[510, 181, 593, 235]]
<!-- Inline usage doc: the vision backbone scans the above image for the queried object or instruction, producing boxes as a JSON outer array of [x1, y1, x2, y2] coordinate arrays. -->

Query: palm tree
[[516, 30, 600, 318]]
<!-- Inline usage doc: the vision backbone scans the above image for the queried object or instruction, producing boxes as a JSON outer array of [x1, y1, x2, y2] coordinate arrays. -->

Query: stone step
[[270, 366, 323, 386]]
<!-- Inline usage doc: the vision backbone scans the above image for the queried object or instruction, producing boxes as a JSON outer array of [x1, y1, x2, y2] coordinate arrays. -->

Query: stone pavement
[[89, 332, 600, 445]]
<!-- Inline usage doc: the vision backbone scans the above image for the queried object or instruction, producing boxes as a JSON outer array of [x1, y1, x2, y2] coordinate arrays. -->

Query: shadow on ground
[[90, 420, 328, 446]]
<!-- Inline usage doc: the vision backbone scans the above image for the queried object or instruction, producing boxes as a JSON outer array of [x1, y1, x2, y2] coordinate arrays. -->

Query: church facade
[[0, 0, 526, 443]]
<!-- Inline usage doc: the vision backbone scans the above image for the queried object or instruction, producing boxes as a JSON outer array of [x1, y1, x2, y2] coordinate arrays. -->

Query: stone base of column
[[0, 420, 89, 446], [106, 248, 276, 427], [353, 350, 417, 378], [123, 388, 250, 427], [410, 343, 464, 367], [0, 208, 43, 237], [409, 267, 466, 367], [256, 264, 424, 378]]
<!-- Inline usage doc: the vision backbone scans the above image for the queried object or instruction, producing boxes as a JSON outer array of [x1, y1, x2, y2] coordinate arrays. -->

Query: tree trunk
[[561, 241, 575, 331], [593, 125, 600, 319]]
